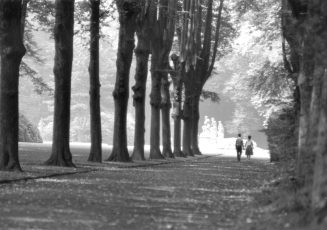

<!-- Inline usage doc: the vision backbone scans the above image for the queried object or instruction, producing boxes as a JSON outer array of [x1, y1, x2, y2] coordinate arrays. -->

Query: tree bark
[[179, 0, 197, 158], [281, 0, 301, 158], [312, 71, 327, 223], [180, 0, 221, 158], [149, 52, 164, 159], [88, 0, 102, 163], [161, 73, 173, 158], [182, 108, 193, 157], [191, 93, 201, 155], [182, 70, 194, 157], [173, 111, 183, 157], [170, 55, 184, 157], [159, 0, 176, 159], [296, 34, 315, 184], [306, 64, 324, 185], [0, 0, 26, 171], [108, 0, 138, 162], [131, 24, 150, 161], [310, 0, 327, 221], [284, 0, 312, 182], [45, 0, 75, 167], [149, 0, 176, 160]]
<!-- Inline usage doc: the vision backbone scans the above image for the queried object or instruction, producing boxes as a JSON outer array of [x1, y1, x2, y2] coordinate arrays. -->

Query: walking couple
[[235, 134, 254, 162]]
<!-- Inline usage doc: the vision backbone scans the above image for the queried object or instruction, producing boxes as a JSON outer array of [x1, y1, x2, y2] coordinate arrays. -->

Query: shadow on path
[[0, 155, 275, 230]]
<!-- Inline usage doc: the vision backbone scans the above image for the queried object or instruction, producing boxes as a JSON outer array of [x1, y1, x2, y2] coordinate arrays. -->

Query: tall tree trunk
[[173, 80, 184, 157], [171, 55, 184, 157], [281, 0, 301, 159], [181, 0, 218, 158], [149, 52, 164, 159], [173, 111, 183, 156], [45, 0, 75, 167], [182, 70, 194, 157], [311, 68, 326, 217], [88, 0, 102, 163], [310, 0, 327, 221], [306, 64, 324, 186], [179, 0, 194, 157], [182, 105, 193, 157], [131, 27, 150, 161], [312, 71, 327, 223], [0, 0, 26, 171], [191, 92, 201, 155], [108, 0, 138, 162], [296, 34, 315, 184], [160, 0, 176, 159], [149, 0, 176, 160], [161, 73, 173, 158]]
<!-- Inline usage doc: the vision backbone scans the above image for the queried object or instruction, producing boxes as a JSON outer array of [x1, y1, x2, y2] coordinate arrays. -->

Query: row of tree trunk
[[282, 0, 327, 223], [0, 0, 225, 171], [178, 0, 224, 157], [108, 0, 225, 162], [0, 0, 100, 170]]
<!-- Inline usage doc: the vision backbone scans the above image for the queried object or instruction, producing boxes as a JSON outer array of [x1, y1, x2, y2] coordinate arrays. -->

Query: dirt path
[[0, 156, 275, 230]]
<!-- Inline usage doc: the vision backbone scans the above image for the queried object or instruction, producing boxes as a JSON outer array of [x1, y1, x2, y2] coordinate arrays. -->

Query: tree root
[[131, 148, 146, 161], [149, 148, 165, 160], [107, 148, 131, 162]]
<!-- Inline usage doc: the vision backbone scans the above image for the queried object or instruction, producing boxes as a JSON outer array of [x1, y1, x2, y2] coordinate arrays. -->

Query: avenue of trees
[[1, 0, 327, 226], [0, 0, 232, 166]]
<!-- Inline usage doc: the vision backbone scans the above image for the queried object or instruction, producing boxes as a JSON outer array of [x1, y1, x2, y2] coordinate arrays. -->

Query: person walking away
[[245, 135, 254, 160], [235, 134, 244, 162]]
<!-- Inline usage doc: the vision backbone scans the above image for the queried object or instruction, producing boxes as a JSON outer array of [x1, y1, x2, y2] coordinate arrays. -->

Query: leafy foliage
[[19, 114, 43, 143], [248, 61, 294, 102], [21, 0, 117, 96], [20, 62, 54, 95], [200, 90, 220, 103], [233, 0, 260, 16], [265, 107, 298, 162]]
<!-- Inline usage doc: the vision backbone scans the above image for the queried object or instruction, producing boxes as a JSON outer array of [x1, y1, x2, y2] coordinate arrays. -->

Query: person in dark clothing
[[235, 133, 244, 162]]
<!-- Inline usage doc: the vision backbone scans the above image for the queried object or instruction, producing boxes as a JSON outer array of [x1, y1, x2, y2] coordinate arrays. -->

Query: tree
[[160, 0, 176, 158], [178, 0, 226, 156], [88, 0, 102, 162], [169, 1, 185, 157], [170, 53, 185, 157], [191, 0, 225, 155], [281, 0, 300, 114], [179, 0, 203, 157], [131, 0, 151, 161], [107, 0, 140, 162], [161, 61, 174, 158], [45, 0, 75, 167], [0, 0, 26, 171], [282, 0, 327, 223], [282, 0, 318, 192], [307, 0, 327, 222], [149, 0, 175, 159], [284, 0, 315, 187]]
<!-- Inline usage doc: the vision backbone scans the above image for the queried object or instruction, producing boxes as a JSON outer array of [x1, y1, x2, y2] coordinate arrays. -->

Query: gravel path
[[0, 156, 274, 230]]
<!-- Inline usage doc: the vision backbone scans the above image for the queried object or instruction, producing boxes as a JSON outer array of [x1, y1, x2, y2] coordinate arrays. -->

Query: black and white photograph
[[0, 0, 326, 229]]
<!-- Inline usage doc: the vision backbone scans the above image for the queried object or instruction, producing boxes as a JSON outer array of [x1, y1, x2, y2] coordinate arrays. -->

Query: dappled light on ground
[[0, 154, 275, 230]]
